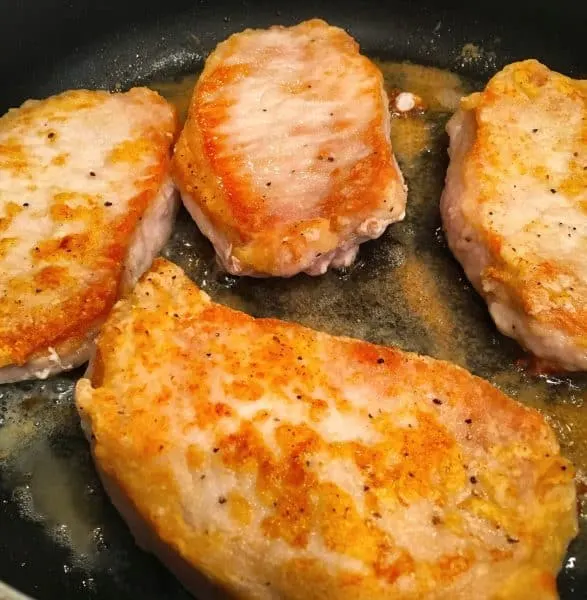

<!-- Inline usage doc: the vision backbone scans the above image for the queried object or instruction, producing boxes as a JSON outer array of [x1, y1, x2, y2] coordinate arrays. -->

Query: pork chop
[[441, 60, 587, 371], [173, 19, 407, 277], [0, 88, 178, 383], [76, 258, 577, 600]]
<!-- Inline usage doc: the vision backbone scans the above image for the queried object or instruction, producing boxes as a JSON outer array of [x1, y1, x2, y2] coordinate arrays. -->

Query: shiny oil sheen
[[0, 61, 585, 598]]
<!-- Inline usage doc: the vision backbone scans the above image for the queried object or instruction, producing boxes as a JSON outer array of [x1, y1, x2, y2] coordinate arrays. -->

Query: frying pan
[[0, 0, 585, 598]]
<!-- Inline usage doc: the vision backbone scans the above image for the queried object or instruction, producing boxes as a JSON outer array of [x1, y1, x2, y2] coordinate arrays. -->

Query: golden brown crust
[[173, 19, 406, 276], [0, 88, 179, 367], [459, 60, 587, 348], [76, 258, 577, 599]]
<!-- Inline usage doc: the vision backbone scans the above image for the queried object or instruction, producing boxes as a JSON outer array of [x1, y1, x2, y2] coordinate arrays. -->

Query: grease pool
[[0, 61, 585, 598]]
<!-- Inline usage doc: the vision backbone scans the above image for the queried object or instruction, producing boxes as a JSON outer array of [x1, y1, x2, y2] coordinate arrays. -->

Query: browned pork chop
[[173, 19, 407, 277], [441, 60, 587, 371], [76, 258, 577, 600], [0, 88, 178, 383]]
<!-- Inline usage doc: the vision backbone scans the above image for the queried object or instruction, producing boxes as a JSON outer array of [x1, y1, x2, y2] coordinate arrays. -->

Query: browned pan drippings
[[0, 59, 585, 590]]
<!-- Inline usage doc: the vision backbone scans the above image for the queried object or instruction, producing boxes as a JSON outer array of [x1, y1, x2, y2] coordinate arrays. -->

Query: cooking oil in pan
[[1, 60, 585, 594], [0, 380, 107, 572]]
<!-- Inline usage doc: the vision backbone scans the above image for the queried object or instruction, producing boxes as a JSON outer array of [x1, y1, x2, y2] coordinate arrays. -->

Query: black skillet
[[0, 1, 585, 598]]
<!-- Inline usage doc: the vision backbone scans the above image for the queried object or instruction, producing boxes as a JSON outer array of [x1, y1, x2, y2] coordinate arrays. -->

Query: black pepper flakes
[[470, 476, 478, 484], [218, 496, 227, 505], [327, 156, 334, 162], [377, 357, 385, 364], [432, 398, 442, 405], [363, 485, 370, 491], [550, 188, 557, 194], [465, 418, 472, 424], [104, 201, 113, 207], [368, 413, 373, 419], [266, 182, 271, 187], [23, 202, 29, 207], [296, 394, 302, 399], [506, 536, 519, 544], [373, 512, 382, 519], [213, 447, 219, 453], [532, 128, 538, 133], [89, 171, 96, 177]]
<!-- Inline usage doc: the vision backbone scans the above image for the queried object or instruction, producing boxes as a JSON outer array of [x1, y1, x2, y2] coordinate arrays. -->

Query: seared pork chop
[[76, 258, 577, 600], [441, 60, 587, 371], [173, 19, 407, 277], [0, 88, 178, 383]]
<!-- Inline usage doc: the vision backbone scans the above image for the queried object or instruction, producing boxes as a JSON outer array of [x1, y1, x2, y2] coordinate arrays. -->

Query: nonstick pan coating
[[0, 1, 585, 599]]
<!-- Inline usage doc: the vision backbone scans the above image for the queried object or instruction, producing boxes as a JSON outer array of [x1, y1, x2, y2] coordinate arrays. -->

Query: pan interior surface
[[0, 1, 585, 599]]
